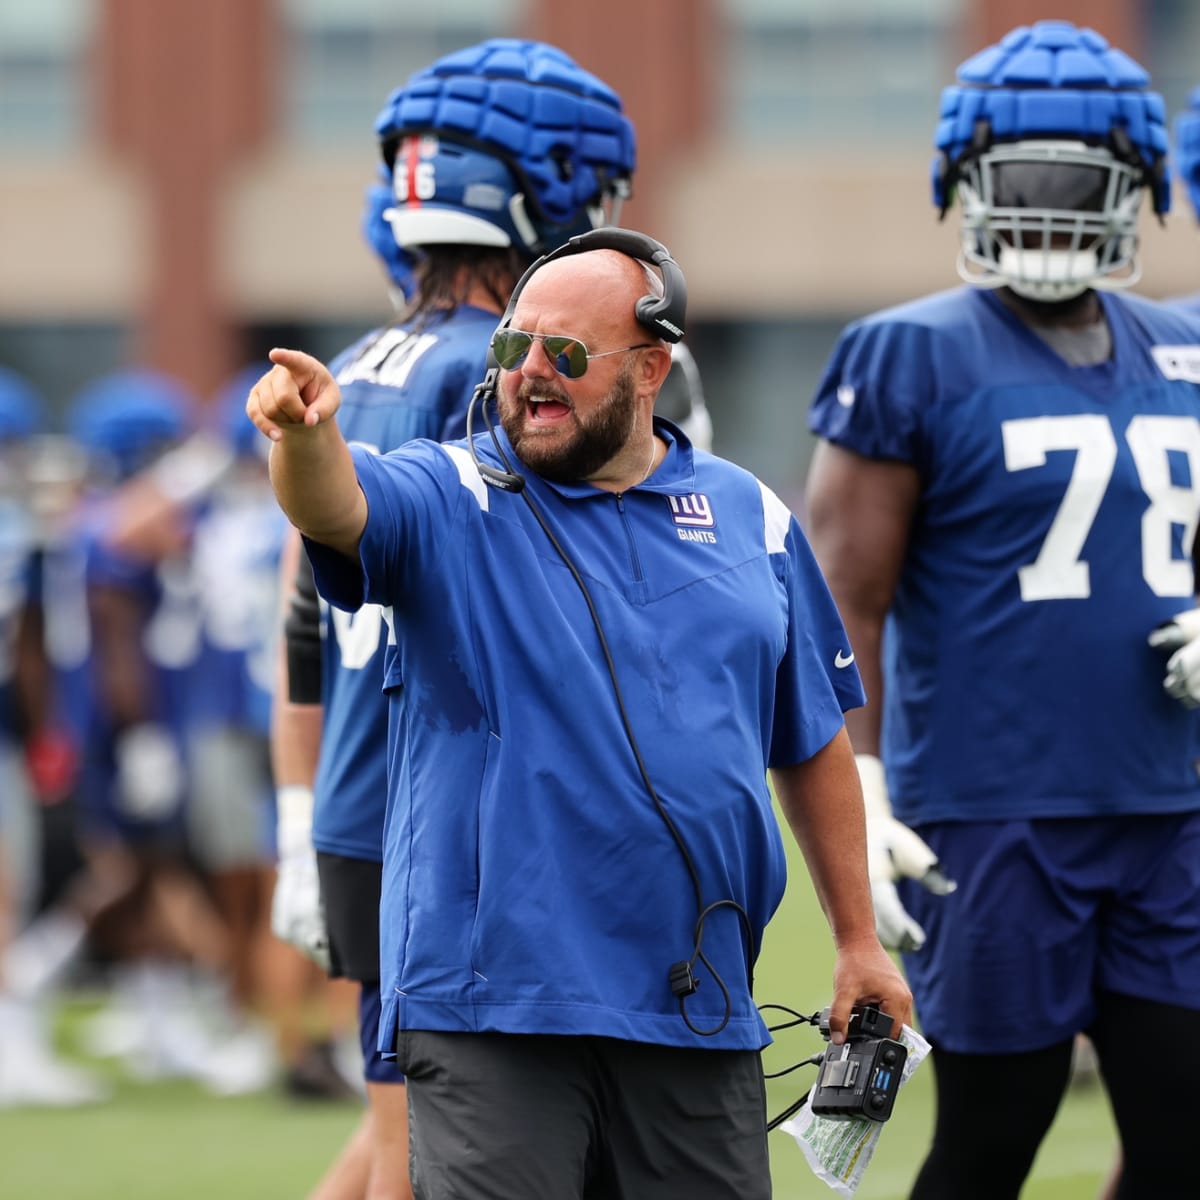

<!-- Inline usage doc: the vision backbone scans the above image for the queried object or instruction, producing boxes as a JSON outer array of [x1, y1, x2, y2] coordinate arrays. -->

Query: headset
[[465, 229, 754, 1036], [466, 228, 686, 493]]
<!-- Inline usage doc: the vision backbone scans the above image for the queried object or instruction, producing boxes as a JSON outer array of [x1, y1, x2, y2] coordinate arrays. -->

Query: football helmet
[[932, 21, 1169, 302], [656, 344, 713, 452], [375, 38, 635, 257], [67, 369, 194, 481], [214, 365, 270, 461], [1174, 87, 1200, 222], [360, 163, 417, 304], [0, 366, 44, 441]]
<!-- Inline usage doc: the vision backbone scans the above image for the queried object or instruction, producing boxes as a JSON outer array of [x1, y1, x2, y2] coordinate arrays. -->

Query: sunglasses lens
[[492, 330, 531, 370], [491, 331, 589, 378], [543, 337, 588, 379]]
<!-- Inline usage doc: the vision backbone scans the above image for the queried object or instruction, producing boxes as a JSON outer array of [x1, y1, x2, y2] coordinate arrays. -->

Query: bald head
[[513, 250, 667, 350]]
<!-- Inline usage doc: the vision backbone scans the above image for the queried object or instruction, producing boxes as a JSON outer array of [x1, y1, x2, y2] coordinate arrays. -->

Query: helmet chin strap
[[507, 193, 540, 256]]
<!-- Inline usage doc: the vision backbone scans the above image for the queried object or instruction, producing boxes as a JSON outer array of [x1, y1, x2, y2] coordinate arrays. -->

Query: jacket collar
[[482, 417, 699, 500]]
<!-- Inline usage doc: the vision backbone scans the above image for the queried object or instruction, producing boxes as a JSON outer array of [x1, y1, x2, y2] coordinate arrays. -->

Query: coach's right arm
[[247, 348, 367, 560]]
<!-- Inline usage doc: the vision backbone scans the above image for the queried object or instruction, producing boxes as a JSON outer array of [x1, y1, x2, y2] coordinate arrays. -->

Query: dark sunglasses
[[490, 329, 655, 380]]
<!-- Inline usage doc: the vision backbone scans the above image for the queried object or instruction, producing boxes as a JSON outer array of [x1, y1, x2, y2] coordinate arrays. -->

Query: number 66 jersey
[[809, 286, 1200, 825]]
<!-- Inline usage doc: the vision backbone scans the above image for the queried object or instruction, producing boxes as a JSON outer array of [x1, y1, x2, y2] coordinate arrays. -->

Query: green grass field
[[2, 817, 1118, 1199]]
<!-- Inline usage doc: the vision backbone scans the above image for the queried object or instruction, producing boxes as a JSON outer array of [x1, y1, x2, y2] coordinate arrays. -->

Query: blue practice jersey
[[189, 476, 289, 736], [37, 525, 94, 746], [84, 526, 199, 743], [307, 419, 862, 1052], [312, 307, 498, 859], [811, 286, 1200, 825]]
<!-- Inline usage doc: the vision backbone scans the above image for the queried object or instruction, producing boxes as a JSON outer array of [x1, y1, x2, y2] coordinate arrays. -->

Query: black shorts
[[396, 1030, 770, 1200], [316, 851, 381, 982]]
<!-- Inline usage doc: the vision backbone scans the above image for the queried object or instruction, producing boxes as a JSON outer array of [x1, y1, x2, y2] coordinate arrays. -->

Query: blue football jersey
[[312, 306, 498, 859], [189, 477, 289, 736], [810, 287, 1200, 824], [84, 523, 200, 742], [38, 523, 94, 745]]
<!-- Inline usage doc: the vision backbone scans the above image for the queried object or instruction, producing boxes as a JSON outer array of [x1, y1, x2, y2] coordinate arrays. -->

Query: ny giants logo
[[668, 494, 717, 543]]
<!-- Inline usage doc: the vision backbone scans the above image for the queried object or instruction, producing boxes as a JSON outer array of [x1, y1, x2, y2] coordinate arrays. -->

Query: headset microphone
[[476, 462, 525, 492], [465, 371, 526, 492]]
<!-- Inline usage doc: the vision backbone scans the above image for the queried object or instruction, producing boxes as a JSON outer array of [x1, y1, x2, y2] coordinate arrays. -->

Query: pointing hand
[[246, 348, 342, 442]]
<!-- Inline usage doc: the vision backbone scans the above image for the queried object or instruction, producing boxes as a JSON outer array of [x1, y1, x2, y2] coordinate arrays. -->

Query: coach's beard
[[501, 363, 637, 484]]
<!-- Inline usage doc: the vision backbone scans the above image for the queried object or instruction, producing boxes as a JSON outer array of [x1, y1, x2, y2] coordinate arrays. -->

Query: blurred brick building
[[0, 0, 1195, 488]]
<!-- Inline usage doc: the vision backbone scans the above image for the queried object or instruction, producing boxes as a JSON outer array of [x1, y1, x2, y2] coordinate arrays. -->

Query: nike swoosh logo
[[834, 649, 855, 669]]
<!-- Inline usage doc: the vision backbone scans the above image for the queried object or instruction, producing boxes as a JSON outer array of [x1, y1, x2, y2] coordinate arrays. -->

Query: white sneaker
[[0, 1037, 110, 1108], [197, 1026, 277, 1097], [124, 1008, 220, 1083], [78, 1005, 143, 1059]]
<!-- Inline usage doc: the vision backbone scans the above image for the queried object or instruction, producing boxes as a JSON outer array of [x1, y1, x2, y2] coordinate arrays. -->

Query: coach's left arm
[[772, 727, 913, 1042]]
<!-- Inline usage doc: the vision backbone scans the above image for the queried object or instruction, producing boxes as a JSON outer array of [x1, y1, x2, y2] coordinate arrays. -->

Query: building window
[[0, 1, 94, 149], [282, 0, 522, 146], [724, 0, 965, 147]]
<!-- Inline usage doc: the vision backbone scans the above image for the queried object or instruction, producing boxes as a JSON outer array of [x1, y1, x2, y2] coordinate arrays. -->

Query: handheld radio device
[[810, 1004, 907, 1122]]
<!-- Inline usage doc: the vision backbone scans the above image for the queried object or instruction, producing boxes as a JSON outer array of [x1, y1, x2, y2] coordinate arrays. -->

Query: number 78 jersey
[[810, 286, 1200, 825]]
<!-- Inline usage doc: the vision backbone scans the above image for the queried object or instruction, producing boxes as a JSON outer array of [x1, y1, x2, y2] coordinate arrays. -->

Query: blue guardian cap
[[932, 20, 1169, 301], [375, 38, 636, 258], [0, 366, 44, 441], [67, 369, 194, 481]]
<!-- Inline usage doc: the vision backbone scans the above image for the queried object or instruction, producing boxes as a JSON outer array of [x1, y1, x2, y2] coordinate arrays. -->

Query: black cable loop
[[470, 390, 833, 1132], [763, 1052, 824, 1081], [468, 389, 754, 1037], [759, 1004, 821, 1034]]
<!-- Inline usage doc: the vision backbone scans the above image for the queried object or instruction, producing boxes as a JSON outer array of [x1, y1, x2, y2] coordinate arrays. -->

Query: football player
[[65, 371, 248, 1090], [0, 368, 110, 1107], [1168, 86, 1200, 322], [804, 21, 1200, 1199]]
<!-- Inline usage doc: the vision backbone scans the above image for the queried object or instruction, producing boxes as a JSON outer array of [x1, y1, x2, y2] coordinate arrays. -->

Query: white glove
[[113, 723, 184, 820], [1148, 607, 1200, 708], [271, 785, 331, 971], [857, 753, 956, 953]]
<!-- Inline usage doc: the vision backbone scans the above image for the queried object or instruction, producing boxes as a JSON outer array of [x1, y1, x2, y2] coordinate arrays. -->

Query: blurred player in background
[[804, 21, 1200, 1200], [270, 36, 714, 1198], [63, 369, 255, 1091], [175, 373, 293, 1095], [1169, 87, 1200, 322], [70, 367, 360, 1101], [0, 367, 112, 1107]]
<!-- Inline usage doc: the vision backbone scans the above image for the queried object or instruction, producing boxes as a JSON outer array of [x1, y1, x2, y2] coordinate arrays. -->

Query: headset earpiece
[[491, 228, 687, 346]]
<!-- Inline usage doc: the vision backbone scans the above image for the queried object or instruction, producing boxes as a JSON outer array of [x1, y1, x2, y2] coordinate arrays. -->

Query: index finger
[[268, 347, 341, 427], [245, 364, 309, 441]]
